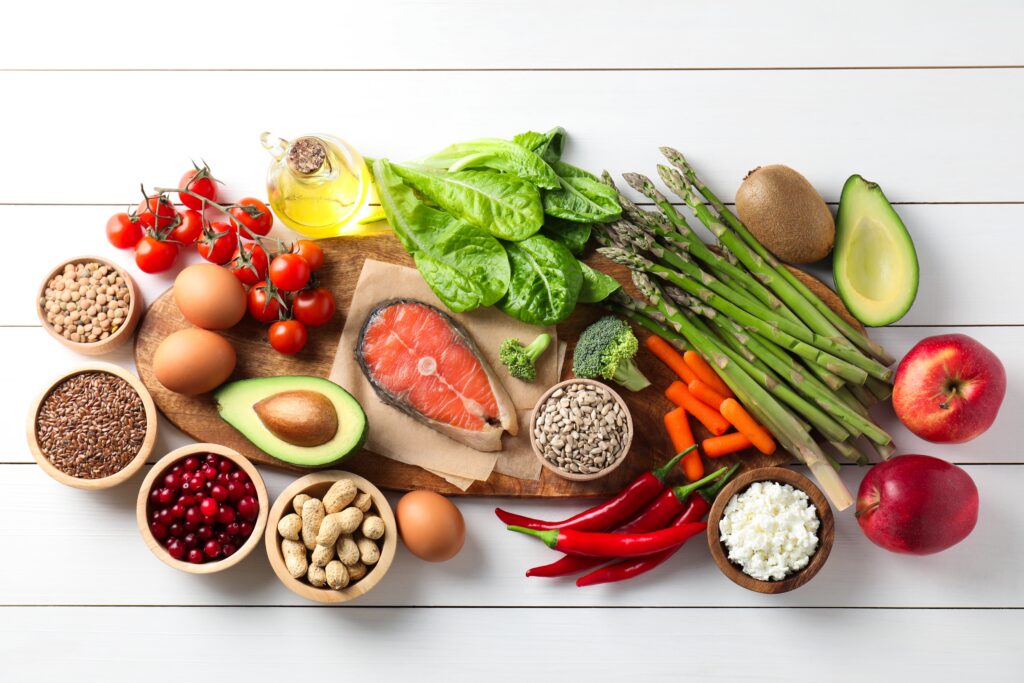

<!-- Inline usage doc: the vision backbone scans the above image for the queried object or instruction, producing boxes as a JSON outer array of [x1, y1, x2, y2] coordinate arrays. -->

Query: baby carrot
[[683, 350, 733, 398], [720, 398, 777, 455], [665, 382, 731, 436], [664, 407, 703, 480], [644, 335, 698, 384], [687, 379, 727, 410], [702, 433, 754, 458]]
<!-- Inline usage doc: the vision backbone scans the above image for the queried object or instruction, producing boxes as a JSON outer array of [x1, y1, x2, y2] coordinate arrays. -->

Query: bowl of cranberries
[[136, 443, 268, 574]]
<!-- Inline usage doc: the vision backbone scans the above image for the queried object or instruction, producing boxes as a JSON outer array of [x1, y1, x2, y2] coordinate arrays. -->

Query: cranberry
[[200, 497, 219, 518], [185, 506, 202, 525], [198, 525, 215, 541], [201, 464, 218, 480], [239, 520, 254, 538], [185, 520, 199, 533], [216, 505, 236, 525], [218, 458, 234, 473], [150, 522, 168, 541], [167, 539, 186, 560], [183, 532, 199, 549], [237, 496, 258, 521], [226, 481, 244, 502], [210, 484, 228, 502], [157, 508, 175, 526], [203, 540, 222, 558], [169, 522, 185, 538], [217, 530, 232, 543], [156, 487, 174, 505], [205, 453, 218, 463], [222, 543, 237, 557], [181, 493, 201, 507], [188, 476, 204, 490], [230, 470, 245, 482], [244, 483, 256, 496], [187, 549, 204, 564], [163, 472, 182, 490], [183, 456, 200, 471], [225, 522, 241, 537], [170, 503, 186, 519], [216, 473, 230, 486], [148, 488, 161, 506]]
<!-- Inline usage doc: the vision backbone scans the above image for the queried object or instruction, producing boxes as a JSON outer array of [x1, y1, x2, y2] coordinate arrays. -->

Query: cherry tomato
[[293, 288, 335, 327], [269, 253, 311, 291], [292, 240, 324, 271], [178, 166, 218, 211], [137, 195, 178, 230], [106, 212, 143, 249], [168, 209, 203, 244], [135, 237, 179, 273], [230, 243, 269, 286], [197, 222, 239, 265], [269, 319, 308, 355], [247, 285, 282, 324], [229, 198, 273, 238]]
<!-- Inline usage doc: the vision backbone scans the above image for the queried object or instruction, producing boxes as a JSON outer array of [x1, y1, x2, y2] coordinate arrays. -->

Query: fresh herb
[[498, 333, 553, 382], [498, 235, 583, 326]]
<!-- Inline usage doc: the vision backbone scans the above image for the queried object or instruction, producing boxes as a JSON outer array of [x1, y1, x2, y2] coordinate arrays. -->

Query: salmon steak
[[356, 299, 518, 451]]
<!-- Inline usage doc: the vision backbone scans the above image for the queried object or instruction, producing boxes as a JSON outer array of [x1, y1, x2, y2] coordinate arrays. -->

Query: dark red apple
[[856, 455, 978, 555], [893, 333, 1006, 443]]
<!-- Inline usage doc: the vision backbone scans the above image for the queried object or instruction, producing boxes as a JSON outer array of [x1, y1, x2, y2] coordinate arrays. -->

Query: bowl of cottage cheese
[[706, 467, 834, 593]]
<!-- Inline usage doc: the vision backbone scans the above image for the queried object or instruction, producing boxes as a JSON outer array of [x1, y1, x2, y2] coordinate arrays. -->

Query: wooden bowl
[[529, 378, 634, 482], [706, 467, 834, 594], [26, 362, 157, 490], [36, 255, 144, 355], [265, 471, 397, 604], [136, 443, 269, 574]]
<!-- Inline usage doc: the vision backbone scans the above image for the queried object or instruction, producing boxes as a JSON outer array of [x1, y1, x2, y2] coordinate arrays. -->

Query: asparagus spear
[[660, 147, 895, 366]]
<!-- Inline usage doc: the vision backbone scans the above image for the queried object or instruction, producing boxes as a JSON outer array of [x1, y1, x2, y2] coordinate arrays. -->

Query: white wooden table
[[2, 2, 1022, 680]]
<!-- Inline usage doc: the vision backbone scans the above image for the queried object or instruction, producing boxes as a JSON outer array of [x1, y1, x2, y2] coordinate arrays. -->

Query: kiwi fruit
[[736, 165, 835, 264]]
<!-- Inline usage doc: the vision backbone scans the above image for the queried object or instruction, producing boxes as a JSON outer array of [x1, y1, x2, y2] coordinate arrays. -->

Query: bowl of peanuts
[[264, 471, 397, 604], [37, 255, 143, 355]]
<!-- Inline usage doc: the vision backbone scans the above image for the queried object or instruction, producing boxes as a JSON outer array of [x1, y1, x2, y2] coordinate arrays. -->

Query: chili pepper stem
[[699, 463, 741, 503], [670, 466, 728, 502], [507, 525, 559, 548], [652, 444, 698, 482]]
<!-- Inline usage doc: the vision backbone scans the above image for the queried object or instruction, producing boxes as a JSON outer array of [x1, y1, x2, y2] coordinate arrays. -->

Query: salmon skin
[[356, 298, 518, 451]]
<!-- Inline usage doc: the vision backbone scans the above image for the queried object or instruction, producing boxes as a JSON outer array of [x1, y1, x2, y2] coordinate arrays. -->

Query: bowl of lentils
[[37, 256, 143, 354], [530, 378, 634, 481], [27, 363, 157, 490]]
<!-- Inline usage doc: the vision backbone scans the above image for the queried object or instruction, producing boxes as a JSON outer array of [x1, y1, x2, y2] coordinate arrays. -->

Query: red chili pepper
[[575, 464, 741, 587], [509, 522, 708, 557], [495, 446, 697, 532], [525, 466, 730, 578]]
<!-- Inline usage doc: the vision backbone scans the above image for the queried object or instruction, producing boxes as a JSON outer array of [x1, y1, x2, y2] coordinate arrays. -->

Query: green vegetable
[[513, 127, 566, 164], [543, 161, 622, 223], [498, 333, 552, 382], [540, 216, 591, 255], [572, 315, 650, 392], [421, 138, 560, 190], [578, 262, 620, 303], [390, 163, 544, 241], [498, 235, 583, 325], [372, 160, 510, 312]]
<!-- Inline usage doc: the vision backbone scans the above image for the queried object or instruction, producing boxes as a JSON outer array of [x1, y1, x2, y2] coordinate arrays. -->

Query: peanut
[[315, 513, 345, 547], [357, 537, 380, 565], [325, 560, 350, 590], [353, 491, 373, 513], [311, 543, 335, 567], [336, 534, 360, 566], [348, 561, 367, 582], [301, 498, 325, 550], [361, 515, 385, 541], [337, 507, 363, 535], [292, 493, 311, 516], [307, 563, 327, 588], [282, 539, 308, 579], [323, 479, 357, 513], [277, 513, 302, 541]]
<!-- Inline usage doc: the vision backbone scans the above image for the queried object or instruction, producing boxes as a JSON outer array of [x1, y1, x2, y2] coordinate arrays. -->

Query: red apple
[[893, 333, 1006, 443], [856, 455, 978, 555]]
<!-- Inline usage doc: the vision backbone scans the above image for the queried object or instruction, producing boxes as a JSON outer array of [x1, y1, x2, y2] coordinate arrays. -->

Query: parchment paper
[[329, 260, 556, 486]]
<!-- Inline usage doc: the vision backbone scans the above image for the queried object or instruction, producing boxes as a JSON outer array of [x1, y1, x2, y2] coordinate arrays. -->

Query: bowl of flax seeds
[[27, 363, 158, 490]]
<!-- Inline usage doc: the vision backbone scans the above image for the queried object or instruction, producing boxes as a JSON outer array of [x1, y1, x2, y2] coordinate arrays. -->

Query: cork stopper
[[287, 136, 328, 175]]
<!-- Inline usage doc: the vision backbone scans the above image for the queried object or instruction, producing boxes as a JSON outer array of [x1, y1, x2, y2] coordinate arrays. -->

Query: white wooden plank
[[0, 69, 1021, 204], [5, 325, 1020, 465], [1, 606, 1020, 682], [5, 203, 1023, 327], [1, 1, 1022, 69], [0, 464, 1013, 607]]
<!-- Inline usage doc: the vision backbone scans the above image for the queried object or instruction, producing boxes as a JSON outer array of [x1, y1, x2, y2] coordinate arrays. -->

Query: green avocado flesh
[[214, 376, 367, 468], [833, 175, 919, 326]]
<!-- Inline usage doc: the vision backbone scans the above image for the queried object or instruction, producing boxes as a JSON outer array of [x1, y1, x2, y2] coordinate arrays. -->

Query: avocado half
[[833, 175, 919, 326], [214, 376, 367, 468]]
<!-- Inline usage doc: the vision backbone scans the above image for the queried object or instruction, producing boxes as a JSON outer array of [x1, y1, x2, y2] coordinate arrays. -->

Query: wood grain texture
[[134, 233, 789, 497]]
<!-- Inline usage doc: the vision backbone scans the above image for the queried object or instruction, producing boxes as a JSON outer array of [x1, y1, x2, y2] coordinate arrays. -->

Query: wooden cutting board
[[133, 233, 790, 497]]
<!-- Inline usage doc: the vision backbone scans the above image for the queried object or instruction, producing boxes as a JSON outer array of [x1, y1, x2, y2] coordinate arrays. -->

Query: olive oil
[[261, 132, 385, 238]]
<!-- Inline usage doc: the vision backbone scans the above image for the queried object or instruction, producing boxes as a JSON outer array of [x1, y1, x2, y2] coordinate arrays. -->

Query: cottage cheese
[[719, 481, 819, 581]]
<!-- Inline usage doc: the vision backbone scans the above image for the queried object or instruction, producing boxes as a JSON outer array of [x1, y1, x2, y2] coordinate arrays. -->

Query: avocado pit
[[253, 390, 339, 447]]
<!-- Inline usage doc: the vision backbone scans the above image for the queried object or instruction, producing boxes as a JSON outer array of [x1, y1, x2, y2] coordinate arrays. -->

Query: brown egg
[[153, 328, 236, 395], [173, 263, 246, 330], [395, 490, 465, 562]]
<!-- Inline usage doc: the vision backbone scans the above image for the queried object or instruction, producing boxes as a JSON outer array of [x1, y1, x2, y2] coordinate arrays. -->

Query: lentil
[[35, 371, 146, 479], [40, 262, 130, 343], [533, 383, 627, 475]]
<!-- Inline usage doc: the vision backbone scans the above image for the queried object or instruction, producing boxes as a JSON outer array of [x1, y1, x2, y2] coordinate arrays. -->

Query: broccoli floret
[[499, 333, 552, 382], [572, 316, 650, 391]]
